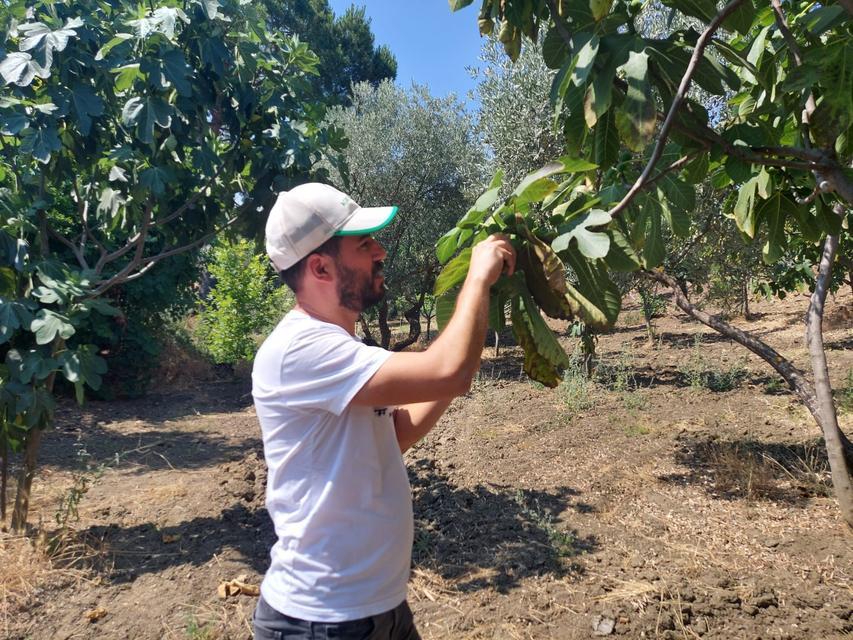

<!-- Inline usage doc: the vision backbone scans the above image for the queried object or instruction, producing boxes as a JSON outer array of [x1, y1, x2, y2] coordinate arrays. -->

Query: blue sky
[[328, 1, 484, 109]]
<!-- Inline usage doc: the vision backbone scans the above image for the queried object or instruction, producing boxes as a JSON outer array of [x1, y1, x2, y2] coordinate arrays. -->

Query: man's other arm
[[351, 235, 515, 408]]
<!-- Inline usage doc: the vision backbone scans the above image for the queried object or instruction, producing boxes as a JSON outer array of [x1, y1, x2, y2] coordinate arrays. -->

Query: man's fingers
[[499, 246, 515, 276]]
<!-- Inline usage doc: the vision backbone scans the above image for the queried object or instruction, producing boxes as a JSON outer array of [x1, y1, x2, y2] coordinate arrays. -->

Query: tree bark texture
[[805, 233, 853, 529], [1, 439, 7, 522], [10, 427, 42, 532], [391, 298, 424, 351]]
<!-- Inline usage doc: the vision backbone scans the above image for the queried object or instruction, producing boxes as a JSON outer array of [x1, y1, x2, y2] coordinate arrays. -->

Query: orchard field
[[2, 0, 852, 638], [2, 289, 850, 640]]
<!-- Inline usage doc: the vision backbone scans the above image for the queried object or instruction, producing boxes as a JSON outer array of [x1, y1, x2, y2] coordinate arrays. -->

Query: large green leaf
[[436, 228, 461, 265], [733, 176, 759, 238], [19, 125, 61, 163], [122, 96, 172, 144], [552, 208, 612, 259], [586, 33, 637, 127], [660, 0, 716, 23], [512, 158, 589, 202], [543, 25, 570, 69], [71, 84, 105, 136], [161, 49, 193, 96], [615, 51, 655, 151], [435, 288, 460, 331], [657, 175, 694, 237], [57, 345, 107, 390], [593, 108, 620, 168], [0, 300, 34, 344], [139, 166, 174, 195], [516, 289, 571, 368], [572, 35, 600, 87], [722, 0, 757, 36], [448, 0, 475, 10], [563, 251, 621, 329], [30, 309, 75, 345], [639, 198, 666, 268], [756, 192, 795, 264], [604, 229, 642, 272], [434, 248, 472, 297]]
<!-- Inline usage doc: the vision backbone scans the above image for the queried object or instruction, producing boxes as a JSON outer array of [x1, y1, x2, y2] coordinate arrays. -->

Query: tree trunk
[[377, 299, 392, 350], [742, 280, 751, 320], [425, 314, 432, 342], [494, 330, 500, 358], [9, 338, 62, 532], [391, 298, 424, 351], [10, 427, 42, 532], [1, 438, 7, 523], [358, 316, 379, 347], [646, 268, 853, 528], [805, 233, 853, 530]]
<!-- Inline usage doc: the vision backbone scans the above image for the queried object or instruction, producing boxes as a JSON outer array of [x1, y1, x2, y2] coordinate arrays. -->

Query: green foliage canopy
[[0, 0, 339, 525], [440, 0, 852, 386]]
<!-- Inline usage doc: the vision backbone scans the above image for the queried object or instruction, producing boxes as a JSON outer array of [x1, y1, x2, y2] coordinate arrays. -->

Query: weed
[[513, 489, 577, 556], [763, 376, 785, 394], [705, 443, 777, 499], [54, 444, 105, 530], [185, 617, 218, 640], [678, 337, 748, 392], [620, 310, 644, 326], [624, 423, 651, 437], [621, 391, 648, 413], [596, 350, 637, 393], [558, 354, 594, 413]]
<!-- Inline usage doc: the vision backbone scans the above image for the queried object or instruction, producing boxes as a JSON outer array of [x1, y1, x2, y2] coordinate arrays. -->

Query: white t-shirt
[[251, 309, 412, 622]]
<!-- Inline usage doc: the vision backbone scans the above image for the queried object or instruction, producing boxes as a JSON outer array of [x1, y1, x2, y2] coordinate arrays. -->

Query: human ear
[[306, 253, 334, 282]]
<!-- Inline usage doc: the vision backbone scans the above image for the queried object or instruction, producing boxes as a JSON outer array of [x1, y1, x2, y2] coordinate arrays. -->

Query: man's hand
[[468, 234, 516, 287]]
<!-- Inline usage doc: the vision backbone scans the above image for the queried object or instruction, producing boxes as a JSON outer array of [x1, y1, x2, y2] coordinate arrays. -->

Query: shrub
[[195, 240, 292, 364]]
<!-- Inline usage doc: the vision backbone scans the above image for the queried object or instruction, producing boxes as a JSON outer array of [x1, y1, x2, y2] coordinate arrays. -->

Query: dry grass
[[0, 530, 97, 635]]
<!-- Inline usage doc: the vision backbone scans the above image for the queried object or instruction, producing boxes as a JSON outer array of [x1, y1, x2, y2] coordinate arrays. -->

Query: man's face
[[334, 236, 387, 313]]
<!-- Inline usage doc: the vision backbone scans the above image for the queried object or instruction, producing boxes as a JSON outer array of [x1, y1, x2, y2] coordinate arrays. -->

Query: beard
[[336, 261, 385, 313]]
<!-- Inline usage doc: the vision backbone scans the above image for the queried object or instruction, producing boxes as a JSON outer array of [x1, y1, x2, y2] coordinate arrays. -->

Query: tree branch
[[47, 223, 89, 270], [643, 268, 819, 411], [94, 200, 154, 273], [607, 0, 750, 219], [90, 202, 252, 297]]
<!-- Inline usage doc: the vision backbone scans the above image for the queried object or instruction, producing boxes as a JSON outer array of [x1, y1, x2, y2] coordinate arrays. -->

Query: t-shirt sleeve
[[279, 323, 391, 415]]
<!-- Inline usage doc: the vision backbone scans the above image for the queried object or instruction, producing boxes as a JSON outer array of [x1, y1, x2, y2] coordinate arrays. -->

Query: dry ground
[[2, 289, 852, 640]]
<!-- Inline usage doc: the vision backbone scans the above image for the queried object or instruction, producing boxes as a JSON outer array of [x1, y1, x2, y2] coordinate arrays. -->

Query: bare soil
[[2, 290, 852, 640]]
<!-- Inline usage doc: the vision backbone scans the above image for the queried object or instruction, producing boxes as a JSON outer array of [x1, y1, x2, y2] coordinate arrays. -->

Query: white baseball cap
[[265, 183, 398, 271]]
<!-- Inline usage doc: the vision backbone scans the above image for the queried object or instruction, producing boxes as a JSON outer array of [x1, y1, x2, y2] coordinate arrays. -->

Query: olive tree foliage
[[475, 35, 566, 194], [322, 80, 485, 349], [439, 0, 852, 526], [0, 0, 341, 530]]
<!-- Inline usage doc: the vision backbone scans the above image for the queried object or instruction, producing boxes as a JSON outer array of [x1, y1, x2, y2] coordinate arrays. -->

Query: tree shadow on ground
[[825, 335, 853, 351], [657, 435, 831, 506], [408, 459, 598, 594], [37, 422, 260, 474], [56, 379, 254, 426], [32, 380, 258, 474], [63, 501, 274, 582]]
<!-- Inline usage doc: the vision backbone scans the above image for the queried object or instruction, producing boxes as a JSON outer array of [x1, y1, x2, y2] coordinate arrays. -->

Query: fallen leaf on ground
[[217, 576, 260, 598], [161, 532, 182, 544], [84, 607, 108, 622]]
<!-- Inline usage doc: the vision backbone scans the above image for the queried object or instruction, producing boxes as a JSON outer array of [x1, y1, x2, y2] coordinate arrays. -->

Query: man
[[252, 182, 515, 639]]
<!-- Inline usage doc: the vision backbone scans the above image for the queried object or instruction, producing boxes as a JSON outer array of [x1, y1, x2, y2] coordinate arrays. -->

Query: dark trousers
[[253, 596, 422, 640]]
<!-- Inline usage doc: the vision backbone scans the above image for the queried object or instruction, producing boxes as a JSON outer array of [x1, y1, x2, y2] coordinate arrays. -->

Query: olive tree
[[323, 80, 485, 349], [0, 0, 340, 530], [438, 0, 852, 526]]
